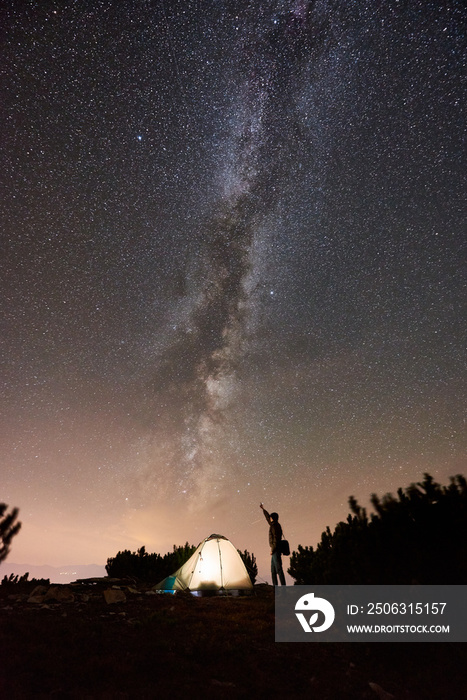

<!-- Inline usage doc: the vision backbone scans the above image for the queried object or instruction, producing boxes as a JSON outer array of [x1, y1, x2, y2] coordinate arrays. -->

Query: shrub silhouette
[[1, 572, 50, 590], [288, 473, 467, 584], [238, 548, 258, 585], [106, 543, 196, 582], [0, 503, 21, 563]]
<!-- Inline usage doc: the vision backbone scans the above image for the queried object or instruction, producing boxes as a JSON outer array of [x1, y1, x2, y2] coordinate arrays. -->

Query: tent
[[153, 534, 253, 594]]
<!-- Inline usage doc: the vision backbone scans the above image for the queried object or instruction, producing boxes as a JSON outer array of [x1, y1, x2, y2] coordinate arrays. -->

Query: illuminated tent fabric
[[153, 534, 253, 593]]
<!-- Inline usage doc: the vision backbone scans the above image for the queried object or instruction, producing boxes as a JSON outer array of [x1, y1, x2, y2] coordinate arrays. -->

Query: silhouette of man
[[260, 503, 286, 586]]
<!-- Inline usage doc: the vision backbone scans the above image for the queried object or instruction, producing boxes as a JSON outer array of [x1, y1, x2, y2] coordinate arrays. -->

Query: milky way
[[151, 1, 323, 507], [1, 0, 465, 574]]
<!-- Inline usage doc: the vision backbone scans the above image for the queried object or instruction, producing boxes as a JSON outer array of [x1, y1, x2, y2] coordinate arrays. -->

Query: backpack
[[280, 539, 290, 556]]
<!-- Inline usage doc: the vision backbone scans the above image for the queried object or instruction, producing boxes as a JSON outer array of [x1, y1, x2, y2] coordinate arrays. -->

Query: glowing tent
[[153, 534, 253, 594]]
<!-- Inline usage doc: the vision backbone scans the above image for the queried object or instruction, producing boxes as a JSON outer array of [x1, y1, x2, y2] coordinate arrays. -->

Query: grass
[[1, 581, 466, 699]]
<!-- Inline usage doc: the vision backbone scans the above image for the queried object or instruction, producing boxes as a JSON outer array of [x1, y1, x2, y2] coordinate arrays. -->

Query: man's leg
[[271, 554, 279, 586], [276, 552, 286, 585]]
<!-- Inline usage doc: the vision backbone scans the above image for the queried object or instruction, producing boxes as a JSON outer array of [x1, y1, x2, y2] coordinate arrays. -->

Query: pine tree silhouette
[[0, 503, 21, 563], [289, 474, 467, 585], [238, 549, 258, 585]]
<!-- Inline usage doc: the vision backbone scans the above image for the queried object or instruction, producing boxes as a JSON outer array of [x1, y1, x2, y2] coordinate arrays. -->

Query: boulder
[[27, 585, 48, 604], [27, 593, 46, 604], [103, 588, 126, 605], [44, 586, 75, 603]]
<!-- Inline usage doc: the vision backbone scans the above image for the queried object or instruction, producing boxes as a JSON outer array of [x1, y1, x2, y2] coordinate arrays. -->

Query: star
[[0, 0, 464, 589]]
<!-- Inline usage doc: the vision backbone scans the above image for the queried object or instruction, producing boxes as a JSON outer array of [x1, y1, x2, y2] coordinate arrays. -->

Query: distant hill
[[0, 563, 106, 584]]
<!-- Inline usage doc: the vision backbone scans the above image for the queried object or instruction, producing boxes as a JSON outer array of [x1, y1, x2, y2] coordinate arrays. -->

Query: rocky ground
[[1, 579, 465, 699]]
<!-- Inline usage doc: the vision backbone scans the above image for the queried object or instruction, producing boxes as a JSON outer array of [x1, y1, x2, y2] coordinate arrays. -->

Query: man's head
[[270, 512, 279, 522]]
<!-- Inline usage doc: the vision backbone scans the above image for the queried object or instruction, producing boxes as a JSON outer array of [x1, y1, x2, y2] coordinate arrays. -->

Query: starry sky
[[1, 0, 466, 580]]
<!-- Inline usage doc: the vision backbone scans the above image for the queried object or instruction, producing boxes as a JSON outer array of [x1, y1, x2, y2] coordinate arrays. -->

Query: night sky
[[2, 0, 466, 580]]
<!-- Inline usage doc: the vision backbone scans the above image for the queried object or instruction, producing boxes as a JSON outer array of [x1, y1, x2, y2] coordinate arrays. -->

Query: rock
[[27, 585, 48, 604], [30, 585, 48, 597], [103, 588, 126, 605], [211, 679, 236, 687], [44, 586, 75, 603], [28, 593, 46, 604], [368, 681, 395, 699]]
